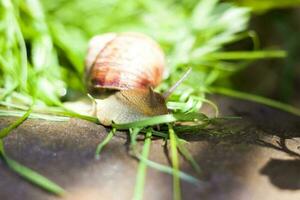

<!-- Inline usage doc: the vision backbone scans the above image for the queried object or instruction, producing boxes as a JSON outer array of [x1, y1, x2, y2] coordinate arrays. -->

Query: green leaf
[[206, 50, 286, 60], [177, 138, 202, 175], [130, 128, 202, 185], [136, 153, 201, 185], [0, 109, 69, 121], [0, 107, 32, 139], [168, 124, 181, 200], [94, 128, 115, 160], [132, 130, 152, 200], [113, 113, 208, 130], [210, 87, 300, 116], [0, 140, 65, 195]]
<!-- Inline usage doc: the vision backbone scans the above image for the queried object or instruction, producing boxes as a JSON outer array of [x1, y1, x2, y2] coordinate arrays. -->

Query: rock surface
[[0, 95, 299, 200]]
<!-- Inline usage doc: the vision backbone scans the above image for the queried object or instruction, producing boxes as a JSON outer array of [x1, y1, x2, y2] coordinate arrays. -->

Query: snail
[[78, 32, 190, 126]]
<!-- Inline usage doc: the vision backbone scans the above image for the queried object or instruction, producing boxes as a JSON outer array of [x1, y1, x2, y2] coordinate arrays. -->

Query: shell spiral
[[85, 32, 165, 91]]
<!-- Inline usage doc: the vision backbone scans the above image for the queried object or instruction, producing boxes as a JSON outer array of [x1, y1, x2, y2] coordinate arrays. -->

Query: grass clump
[[0, 0, 298, 199]]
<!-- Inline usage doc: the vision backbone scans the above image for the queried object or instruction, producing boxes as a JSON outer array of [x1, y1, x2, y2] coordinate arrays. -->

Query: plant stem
[[209, 87, 300, 116], [94, 128, 116, 160], [177, 138, 202, 175], [132, 130, 152, 200], [0, 107, 32, 139], [135, 154, 200, 184], [207, 50, 286, 60], [168, 124, 181, 200]]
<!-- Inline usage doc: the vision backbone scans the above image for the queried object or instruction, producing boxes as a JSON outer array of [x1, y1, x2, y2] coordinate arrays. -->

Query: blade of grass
[[113, 113, 208, 130], [168, 124, 181, 200], [0, 107, 65, 195], [130, 129, 201, 185], [136, 154, 202, 185], [0, 84, 18, 100], [202, 98, 219, 117], [0, 107, 32, 138], [94, 128, 116, 160], [114, 114, 177, 129], [0, 100, 97, 123], [209, 87, 300, 116], [132, 130, 152, 200], [206, 50, 286, 60], [6, 0, 28, 90], [0, 109, 69, 121], [141, 129, 169, 139], [0, 140, 65, 195], [177, 138, 202, 175], [0, 101, 29, 110], [172, 124, 210, 134], [59, 104, 98, 123], [130, 128, 142, 150], [58, 109, 98, 123], [230, 31, 260, 50]]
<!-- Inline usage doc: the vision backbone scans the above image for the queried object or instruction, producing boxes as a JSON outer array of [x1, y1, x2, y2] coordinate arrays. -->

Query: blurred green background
[[231, 0, 300, 107], [224, 0, 300, 108], [0, 0, 299, 110]]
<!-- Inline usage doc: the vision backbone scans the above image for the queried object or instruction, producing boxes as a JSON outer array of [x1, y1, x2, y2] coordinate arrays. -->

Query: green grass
[[0, 109, 69, 121], [135, 150, 201, 185], [209, 87, 300, 116], [132, 130, 152, 200], [129, 127, 203, 200], [0, 141, 65, 195], [231, 0, 300, 12], [94, 128, 116, 160], [0, 0, 299, 199], [177, 138, 202, 175], [206, 50, 286, 60], [113, 112, 208, 130], [0, 108, 65, 195], [169, 124, 181, 200], [0, 107, 32, 138]]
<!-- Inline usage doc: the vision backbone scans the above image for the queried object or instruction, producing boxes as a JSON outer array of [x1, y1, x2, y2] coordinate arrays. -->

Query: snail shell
[[86, 32, 165, 92], [85, 32, 168, 125]]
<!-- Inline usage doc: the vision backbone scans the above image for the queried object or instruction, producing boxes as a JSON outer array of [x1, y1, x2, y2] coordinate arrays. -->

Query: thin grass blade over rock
[[0, 0, 297, 199]]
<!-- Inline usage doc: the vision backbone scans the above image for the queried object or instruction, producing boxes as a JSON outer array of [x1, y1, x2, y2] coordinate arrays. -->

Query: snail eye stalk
[[163, 68, 192, 99]]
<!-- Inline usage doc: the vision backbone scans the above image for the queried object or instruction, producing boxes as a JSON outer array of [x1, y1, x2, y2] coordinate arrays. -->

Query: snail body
[[94, 88, 168, 125], [86, 32, 168, 125]]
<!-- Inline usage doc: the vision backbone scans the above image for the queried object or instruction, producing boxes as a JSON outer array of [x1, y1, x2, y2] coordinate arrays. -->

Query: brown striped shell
[[85, 32, 165, 92]]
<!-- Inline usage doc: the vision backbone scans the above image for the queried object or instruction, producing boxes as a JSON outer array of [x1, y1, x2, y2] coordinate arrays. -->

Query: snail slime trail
[[86, 32, 167, 125]]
